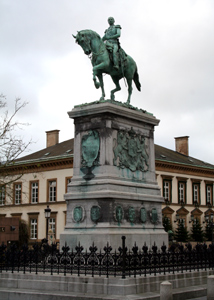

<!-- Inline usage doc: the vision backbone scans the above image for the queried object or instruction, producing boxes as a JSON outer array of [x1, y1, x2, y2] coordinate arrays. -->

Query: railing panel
[[0, 238, 214, 278]]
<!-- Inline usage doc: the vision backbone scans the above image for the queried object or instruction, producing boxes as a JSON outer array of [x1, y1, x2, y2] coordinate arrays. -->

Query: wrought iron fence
[[0, 236, 214, 279]]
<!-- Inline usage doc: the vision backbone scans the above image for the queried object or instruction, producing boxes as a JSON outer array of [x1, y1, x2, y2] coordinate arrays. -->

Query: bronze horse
[[73, 30, 141, 104]]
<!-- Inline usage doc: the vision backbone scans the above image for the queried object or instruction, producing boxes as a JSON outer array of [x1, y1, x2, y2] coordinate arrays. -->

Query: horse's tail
[[133, 69, 141, 91]]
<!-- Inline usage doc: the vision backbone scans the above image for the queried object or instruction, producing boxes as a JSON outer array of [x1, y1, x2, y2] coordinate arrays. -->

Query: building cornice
[[156, 160, 214, 177], [0, 156, 73, 174]]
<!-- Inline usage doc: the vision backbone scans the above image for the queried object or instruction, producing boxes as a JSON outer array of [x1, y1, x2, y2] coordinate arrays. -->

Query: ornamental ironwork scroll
[[113, 127, 149, 172], [1, 238, 214, 278]]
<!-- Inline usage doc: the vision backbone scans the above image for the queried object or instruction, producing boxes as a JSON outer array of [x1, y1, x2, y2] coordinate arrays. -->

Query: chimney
[[46, 130, 60, 148], [175, 136, 189, 156]]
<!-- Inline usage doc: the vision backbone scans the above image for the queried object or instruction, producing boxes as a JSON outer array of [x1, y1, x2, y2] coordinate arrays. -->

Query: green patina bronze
[[115, 205, 123, 223], [74, 99, 152, 115], [140, 207, 147, 223], [73, 206, 83, 223], [113, 127, 149, 172], [73, 17, 141, 104], [128, 207, 136, 223], [81, 130, 100, 168], [90, 205, 101, 223], [151, 208, 158, 224], [102, 16, 121, 71]]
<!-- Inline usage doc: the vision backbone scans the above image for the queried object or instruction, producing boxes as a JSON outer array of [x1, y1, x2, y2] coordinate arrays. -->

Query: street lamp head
[[44, 205, 51, 219]]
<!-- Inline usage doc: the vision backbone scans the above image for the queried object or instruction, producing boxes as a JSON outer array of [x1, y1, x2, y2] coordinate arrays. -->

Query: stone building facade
[[0, 132, 213, 244]]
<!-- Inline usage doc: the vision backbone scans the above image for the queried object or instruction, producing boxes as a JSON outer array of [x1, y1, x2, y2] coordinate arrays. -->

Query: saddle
[[105, 41, 127, 70]]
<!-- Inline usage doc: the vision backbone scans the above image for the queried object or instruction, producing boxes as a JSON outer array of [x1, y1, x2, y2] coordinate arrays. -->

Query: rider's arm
[[102, 30, 107, 41], [109, 28, 121, 40]]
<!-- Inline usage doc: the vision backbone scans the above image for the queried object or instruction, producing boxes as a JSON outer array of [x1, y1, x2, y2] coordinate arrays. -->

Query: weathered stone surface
[[160, 281, 172, 300], [60, 101, 167, 250], [0, 270, 209, 299], [207, 275, 214, 300]]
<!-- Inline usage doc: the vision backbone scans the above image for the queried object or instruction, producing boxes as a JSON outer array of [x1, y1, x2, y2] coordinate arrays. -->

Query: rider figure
[[102, 17, 121, 70]]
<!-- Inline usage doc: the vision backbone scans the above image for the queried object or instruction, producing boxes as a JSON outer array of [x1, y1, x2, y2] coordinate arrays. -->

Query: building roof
[[155, 144, 214, 170], [15, 138, 214, 171], [15, 139, 74, 164]]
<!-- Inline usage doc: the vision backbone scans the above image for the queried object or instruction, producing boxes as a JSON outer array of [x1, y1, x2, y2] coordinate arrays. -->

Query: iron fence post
[[121, 236, 126, 279]]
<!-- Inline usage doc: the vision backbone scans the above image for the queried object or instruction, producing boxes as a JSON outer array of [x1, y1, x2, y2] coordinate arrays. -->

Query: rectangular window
[[30, 182, 38, 203], [0, 186, 5, 205], [193, 183, 200, 205], [14, 183, 22, 205], [206, 184, 213, 206], [163, 180, 172, 202], [30, 218, 37, 239], [178, 181, 186, 204], [48, 180, 56, 202]]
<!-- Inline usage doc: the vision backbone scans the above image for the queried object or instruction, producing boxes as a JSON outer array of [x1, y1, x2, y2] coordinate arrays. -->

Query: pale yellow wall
[[156, 170, 214, 230], [2, 168, 73, 241], [2, 165, 214, 241]]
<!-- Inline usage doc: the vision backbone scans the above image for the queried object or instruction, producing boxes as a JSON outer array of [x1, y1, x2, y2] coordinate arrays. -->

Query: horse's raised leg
[[97, 74, 105, 100], [126, 78, 133, 105], [92, 62, 108, 90], [93, 74, 100, 89], [110, 76, 121, 101]]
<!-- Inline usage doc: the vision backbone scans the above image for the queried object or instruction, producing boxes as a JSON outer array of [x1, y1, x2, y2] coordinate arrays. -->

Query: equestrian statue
[[73, 17, 141, 104]]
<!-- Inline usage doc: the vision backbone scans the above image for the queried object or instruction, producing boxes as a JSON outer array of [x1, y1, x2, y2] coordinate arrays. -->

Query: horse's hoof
[[95, 82, 100, 89], [110, 94, 115, 101], [99, 97, 105, 101]]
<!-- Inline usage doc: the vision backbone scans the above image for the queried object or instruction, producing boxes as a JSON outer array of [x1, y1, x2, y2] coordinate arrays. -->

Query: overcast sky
[[1, 0, 214, 164]]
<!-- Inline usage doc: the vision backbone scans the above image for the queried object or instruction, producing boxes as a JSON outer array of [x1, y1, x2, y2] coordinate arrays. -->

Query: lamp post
[[44, 205, 51, 241]]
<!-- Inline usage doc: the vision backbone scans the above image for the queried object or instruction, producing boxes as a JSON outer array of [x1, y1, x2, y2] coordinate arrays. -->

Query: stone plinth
[[160, 281, 172, 300], [60, 101, 168, 250]]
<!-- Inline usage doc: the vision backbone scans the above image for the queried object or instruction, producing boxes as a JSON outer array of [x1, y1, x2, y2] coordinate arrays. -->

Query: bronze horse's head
[[73, 31, 91, 55]]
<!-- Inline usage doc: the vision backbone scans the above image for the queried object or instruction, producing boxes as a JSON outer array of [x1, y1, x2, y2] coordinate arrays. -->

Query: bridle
[[78, 33, 105, 61]]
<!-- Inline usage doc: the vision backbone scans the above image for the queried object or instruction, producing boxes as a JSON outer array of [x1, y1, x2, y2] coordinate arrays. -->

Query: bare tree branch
[[0, 95, 32, 195]]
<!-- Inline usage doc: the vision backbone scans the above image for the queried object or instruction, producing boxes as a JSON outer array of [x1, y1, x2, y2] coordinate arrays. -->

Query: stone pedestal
[[207, 275, 214, 300], [60, 101, 168, 250], [160, 281, 172, 300]]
